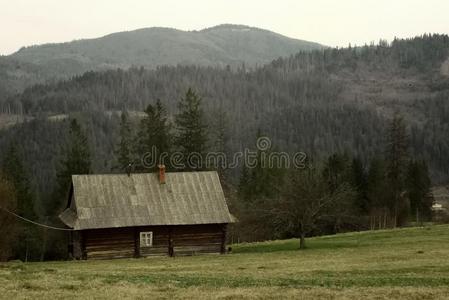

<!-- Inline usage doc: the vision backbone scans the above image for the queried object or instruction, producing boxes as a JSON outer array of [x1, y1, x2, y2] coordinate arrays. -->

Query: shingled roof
[[59, 171, 234, 230]]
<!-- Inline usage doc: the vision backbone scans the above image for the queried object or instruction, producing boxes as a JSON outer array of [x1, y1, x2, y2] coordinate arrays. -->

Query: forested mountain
[[1, 33, 449, 260], [0, 34, 449, 233], [0, 24, 323, 103]]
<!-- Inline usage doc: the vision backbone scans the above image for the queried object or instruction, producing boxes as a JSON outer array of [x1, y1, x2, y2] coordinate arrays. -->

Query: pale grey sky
[[1, 0, 448, 55]]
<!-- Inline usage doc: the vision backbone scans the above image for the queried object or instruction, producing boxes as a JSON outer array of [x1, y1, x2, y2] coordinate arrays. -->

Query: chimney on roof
[[158, 164, 166, 184]]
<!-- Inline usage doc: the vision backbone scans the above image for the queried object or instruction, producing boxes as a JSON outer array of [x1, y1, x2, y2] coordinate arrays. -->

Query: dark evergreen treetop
[[135, 99, 172, 169], [2, 143, 36, 220], [114, 111, 134, 171], [174, 88, 208, 169], [51, 119, 91, 214]]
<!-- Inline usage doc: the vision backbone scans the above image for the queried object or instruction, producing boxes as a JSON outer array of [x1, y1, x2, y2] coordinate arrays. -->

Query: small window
[[140, 231, 153, 247]]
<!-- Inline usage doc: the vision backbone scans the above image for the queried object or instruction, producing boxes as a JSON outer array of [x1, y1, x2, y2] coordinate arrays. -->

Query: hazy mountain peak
[[0, 25, 323, 100], [201, 24, 254, 32], [10, 24, 323, 68]]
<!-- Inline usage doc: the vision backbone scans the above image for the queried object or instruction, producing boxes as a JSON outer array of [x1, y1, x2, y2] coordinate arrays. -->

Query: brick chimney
[[158, 164, 166, 184]]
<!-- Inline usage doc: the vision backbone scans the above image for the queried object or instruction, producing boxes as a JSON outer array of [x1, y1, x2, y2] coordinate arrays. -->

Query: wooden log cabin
[[59, 167, 235, 260]]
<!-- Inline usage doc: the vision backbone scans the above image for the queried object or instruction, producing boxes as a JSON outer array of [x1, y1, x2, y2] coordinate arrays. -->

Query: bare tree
[[271, 167, 355, 249]]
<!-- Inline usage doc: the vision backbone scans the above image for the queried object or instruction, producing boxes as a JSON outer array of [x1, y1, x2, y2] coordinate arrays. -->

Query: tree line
[[0, 86, 437, 259], [1, 34, 448, 259], [1, 35, 448, 182], [233, 113, 435, 247], [0, 88, 218, 260]]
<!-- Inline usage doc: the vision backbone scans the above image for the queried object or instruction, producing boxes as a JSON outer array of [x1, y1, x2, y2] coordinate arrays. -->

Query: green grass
[[1, 225, 449, 299]]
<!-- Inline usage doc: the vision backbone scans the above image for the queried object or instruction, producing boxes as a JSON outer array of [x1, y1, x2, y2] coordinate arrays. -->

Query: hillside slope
[[1, 35, 448, 189], [0, 24, 322, 102], [1, 225, 449, 299], [11, 24, 322, 69]]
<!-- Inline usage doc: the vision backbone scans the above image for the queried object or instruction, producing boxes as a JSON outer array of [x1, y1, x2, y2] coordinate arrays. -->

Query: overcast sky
[[1, 0, 448, 55]]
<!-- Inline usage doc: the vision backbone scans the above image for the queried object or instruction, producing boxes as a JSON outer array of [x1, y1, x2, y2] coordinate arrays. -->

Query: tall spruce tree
[[322, 153, 357, 233], [174, 88, 208, 170], [406, 160, 434, 223], [238, 165, 252, 202], [40, 119, 91, 260], [2, 143, 38, 261], [366, 158, 389, 229], [135, 99, 172, 170], [0, 173, 18, 261], [238, 131, 285, 203], [2, 143, 36, 220], [322, 153, 351, 193], [210, 108, 230, 177], [53, 119, 91, 213], [350, 157, 369, 213], [114, 111, 134, 171], [385, 112, 409, 227]]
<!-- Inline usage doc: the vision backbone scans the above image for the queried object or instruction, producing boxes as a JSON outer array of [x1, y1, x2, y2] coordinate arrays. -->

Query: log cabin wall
[[83, 227, 135, 260], [80, 223, 228, 260], [170, 224, 226, 256]]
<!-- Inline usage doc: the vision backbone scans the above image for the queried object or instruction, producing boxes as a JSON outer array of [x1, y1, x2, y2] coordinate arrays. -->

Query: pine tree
[[210, 108, 229, 154], [322, 153, 351, 193], [2, 143, 36, 220], [238, 131, 285, 203], [210, 108, 230, 177], [321, 153, 358, 233], [238, 165, 251, 202], [2, 143, 38, 261], [174, 88, 208, 170], [350, 157, 369, 213], [114, 111, 134, 171], [385, 112, 409, 227], [0, 173, 18, 261], [250, 144, 283, 200], [366, 158, 389, 229], [135, 99, 172, 170], [52, 119, 91, 213], [39, 119, 91, 261], [406, 160, 434, 223]]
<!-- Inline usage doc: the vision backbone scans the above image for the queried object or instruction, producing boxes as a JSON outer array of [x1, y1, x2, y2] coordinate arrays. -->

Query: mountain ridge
[[1, 34, 449, 205], [0, 24, 323, 102], [9, 24, 323, 68], [11, 24, 321, 55]]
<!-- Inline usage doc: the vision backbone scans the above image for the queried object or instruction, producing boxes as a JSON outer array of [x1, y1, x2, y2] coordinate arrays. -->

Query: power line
[[0, 206, 74, 231]]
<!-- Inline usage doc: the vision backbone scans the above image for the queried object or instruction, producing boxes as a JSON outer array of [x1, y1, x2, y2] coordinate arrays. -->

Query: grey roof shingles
[[59, 171, 234, 230]]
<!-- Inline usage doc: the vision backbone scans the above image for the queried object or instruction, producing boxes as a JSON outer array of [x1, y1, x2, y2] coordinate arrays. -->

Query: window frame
[[139, 231, 153, 248]]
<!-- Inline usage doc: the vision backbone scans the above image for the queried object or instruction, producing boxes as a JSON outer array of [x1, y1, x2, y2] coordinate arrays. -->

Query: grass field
[[1, 225, 449, 299]]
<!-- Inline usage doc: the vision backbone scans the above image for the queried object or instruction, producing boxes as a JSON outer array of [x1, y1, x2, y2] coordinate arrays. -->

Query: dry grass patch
[[1, 225, 449, 299]]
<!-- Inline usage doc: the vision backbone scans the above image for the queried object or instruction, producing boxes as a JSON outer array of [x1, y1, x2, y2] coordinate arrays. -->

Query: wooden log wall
[[81, 223, 228, 260], [83, 227, 135, 260], [171, 224, 225, 256]]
